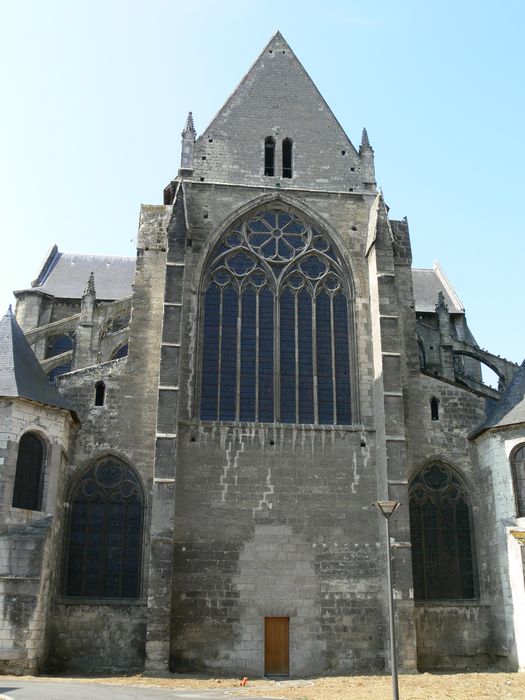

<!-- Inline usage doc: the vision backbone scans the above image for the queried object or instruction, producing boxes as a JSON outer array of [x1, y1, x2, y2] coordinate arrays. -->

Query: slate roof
[[0, 308, 75, 414], [16, 245, 459, 317], [472, 361, 525, 437], [15, 246, 135, 301], [412, 263, 464, 314]]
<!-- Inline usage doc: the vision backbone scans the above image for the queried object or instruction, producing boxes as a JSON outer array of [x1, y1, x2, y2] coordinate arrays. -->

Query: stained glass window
[[200, 207, 352, 425], [409, 464, 476, 600], [64, 458, 144, 598], [12, 432, 45, 511], [512, 445, 525, 517]]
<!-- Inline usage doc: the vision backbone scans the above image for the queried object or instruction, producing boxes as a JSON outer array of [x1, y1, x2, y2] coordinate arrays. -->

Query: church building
[[1, 32, 524, 676]]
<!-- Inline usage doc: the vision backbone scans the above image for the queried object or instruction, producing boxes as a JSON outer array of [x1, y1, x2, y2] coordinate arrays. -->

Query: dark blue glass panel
[[280, 288, 296, 423], [240, 288, 256, 421], [316, 292, 334, 424], [258, 288, 274, 422], [200, 285, 220, 419], [219, 286, 238, 421], [48, 362, 72, 382], [46, 334, 73, 358], [227, 252, 255, 275], [333, 292, 352, 424], [301, 255, 328, 279], [298, 290, 314, 423], [113, 344, 128, 359]]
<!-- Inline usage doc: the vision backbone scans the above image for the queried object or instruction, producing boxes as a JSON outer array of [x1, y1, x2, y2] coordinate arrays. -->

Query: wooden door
[[264, 617, 289, 676]]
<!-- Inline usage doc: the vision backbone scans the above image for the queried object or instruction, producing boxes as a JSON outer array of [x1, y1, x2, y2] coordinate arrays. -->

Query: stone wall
[[48, 603, 147, 673], [414, 604, 496, 670]]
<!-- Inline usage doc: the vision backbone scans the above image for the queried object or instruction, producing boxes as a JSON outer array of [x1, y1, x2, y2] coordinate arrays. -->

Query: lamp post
[[373, 500, 402, 700]]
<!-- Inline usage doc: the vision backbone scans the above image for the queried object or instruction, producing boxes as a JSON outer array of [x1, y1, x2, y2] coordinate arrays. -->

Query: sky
[[1, 0, 524, 370]]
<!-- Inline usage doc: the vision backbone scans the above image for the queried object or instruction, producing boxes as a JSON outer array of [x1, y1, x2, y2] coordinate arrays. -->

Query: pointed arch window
[[200, 207, 353, 425], [12, 432, 45, 511], [409, 464, 476, 600], [282, 138, 293, 178], [511, 444, 525, 517], [264, 137, 275, 176], [64, 457, 144, 598], [95, 381, 106, 406]]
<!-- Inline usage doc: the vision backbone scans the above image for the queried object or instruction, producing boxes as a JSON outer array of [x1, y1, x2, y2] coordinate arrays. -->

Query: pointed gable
[[189, 32, 365, 192], [0, 308, 75, 414]]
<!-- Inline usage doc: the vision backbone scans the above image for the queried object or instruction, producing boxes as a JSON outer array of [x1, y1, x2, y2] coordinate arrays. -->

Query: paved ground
[[0, 682, 280, 700]]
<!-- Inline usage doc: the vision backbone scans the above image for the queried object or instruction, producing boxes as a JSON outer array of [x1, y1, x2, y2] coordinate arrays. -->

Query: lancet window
[[200, 207, 352, 425], [512, 444, 525, 517], [409, 464, 476, 600]]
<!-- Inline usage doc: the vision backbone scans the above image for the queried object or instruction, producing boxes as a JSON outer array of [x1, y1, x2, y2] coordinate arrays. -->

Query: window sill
[[58, 597, 147, 607], [195, 420, 371, 432], [414, 600, 487, 608]]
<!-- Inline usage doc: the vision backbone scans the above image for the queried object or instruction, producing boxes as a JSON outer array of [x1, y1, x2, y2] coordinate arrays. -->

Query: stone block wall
[[414, 604, 497, 670], [48, 603, 147, 673]]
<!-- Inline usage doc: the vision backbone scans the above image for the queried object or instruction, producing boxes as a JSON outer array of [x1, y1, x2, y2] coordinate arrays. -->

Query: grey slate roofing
[[15, 245, 135, 301], [15, 246, 460, 314], [412, 264, 464, 314], [472, 361, 525, 437], [0, 308, 75, 414]]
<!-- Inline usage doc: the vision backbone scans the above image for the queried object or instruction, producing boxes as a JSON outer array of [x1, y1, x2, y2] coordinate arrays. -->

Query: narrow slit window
[[264, 137, 275, 176], [95, 381, 106, 406], [430, 396, 439, 420], [511, 445, 525, 516], [282, 138, 293, 178]]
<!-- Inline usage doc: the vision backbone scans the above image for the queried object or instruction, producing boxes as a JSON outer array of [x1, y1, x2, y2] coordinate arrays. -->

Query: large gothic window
[[409, 464, 476, 600], [200, 207, 352, 424], [512, 444, 525, 517], [12, 432, 45, 511], [64, 458, 144, 599]]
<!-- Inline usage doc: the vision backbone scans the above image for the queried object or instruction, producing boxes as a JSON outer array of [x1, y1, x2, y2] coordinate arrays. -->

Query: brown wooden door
[[264, 617, 289, 676]]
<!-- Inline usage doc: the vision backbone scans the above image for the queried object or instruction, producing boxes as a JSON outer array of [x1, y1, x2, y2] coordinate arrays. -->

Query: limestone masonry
[[1, 32, 524, 676]]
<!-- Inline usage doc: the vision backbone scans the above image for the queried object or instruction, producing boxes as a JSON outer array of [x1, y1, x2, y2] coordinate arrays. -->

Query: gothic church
[[1, 32, 525, 676]]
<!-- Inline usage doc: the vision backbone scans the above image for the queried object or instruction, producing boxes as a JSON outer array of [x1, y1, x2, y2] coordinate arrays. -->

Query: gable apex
[[178, 33, 368, 193]]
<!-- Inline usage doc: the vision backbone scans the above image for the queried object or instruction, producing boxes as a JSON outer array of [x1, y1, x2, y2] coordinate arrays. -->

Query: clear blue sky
[[1, 0, 523, 368]]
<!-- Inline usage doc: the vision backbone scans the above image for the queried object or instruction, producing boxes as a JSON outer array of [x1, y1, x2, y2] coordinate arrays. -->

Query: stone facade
[[1, 31, 524, 676]]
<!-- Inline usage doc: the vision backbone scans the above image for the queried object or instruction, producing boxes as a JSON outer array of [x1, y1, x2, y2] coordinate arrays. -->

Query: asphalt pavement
[[0, 681, 281, 700]]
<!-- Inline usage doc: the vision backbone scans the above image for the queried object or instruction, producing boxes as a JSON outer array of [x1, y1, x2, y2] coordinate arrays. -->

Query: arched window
[[95, 381, 106, 406], [430, 396, 439, 421], [46, 333, 74, 381], [64, 457, 144, 598], [511, 444, 525, 517], [12, 432, 45, 511], [200, 207, 352, 425], [264, 137, 275, 176], [409, 464, 476, 600], [45, 333, 73, 359], [282, 138, 293, 178]]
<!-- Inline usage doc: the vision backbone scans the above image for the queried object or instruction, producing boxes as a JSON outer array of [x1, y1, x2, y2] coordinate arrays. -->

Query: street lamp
[[373, 500, 402, 700]]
